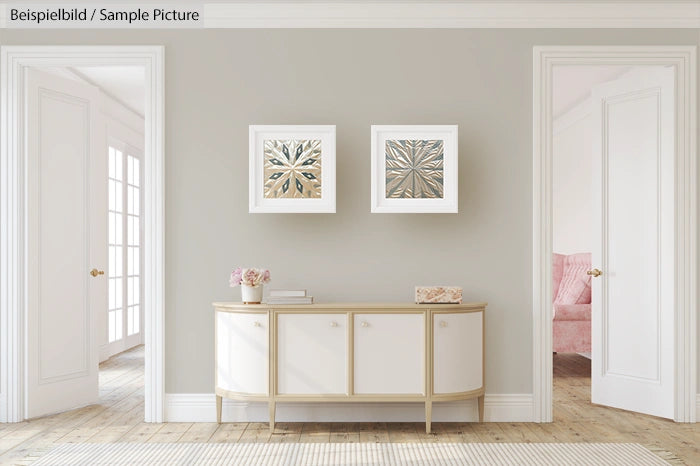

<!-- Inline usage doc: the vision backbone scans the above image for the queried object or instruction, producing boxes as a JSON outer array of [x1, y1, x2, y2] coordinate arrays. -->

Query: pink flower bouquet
[[230, 267, 271, 288]]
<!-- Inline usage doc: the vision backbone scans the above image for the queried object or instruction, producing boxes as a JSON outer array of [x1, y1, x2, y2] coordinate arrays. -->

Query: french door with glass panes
[[107, 141, 144, 357]]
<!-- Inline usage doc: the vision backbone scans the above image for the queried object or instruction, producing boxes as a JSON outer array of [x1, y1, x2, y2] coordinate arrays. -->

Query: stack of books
[[265, 289, 314, 305]]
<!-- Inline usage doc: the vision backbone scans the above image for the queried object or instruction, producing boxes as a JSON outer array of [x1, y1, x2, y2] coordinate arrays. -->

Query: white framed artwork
[[371, 125, 458, 213], [249, 125, 336, 213]]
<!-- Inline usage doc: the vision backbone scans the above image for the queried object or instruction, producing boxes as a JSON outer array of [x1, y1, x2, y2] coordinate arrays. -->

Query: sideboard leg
[[478, 395, 485, 423], [269, 401, 276, 432], [216, 395, 222, 424], [425, 400, 432, 434]]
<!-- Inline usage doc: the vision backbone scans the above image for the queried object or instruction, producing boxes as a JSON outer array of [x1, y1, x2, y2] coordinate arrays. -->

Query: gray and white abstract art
[[385, 139, 444, 199]]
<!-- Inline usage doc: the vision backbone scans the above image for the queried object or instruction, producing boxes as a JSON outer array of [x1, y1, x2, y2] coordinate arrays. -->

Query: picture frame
[[371, 125, 458, 213], [249, 125, 336, 213]]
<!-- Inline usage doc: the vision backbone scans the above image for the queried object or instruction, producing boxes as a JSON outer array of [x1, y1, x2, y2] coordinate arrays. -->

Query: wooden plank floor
[[0, 348, 697, 464]]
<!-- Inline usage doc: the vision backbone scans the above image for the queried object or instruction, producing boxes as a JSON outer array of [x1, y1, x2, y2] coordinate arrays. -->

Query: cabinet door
[[354, 313, 424, 394], [216, 312, 268, 394], [277, 313, 347, 394], [433, 311, 483, 394]]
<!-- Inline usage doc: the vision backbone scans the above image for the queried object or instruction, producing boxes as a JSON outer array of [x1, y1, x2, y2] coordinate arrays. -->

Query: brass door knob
[[90, 268, 105, 277], [587, 268, 602, 277]]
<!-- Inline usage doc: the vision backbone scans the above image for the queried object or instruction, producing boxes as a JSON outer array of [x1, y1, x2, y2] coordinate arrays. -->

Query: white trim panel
[[143, 46, 166, 424], [0, 45, 25, 424], [202, 2, 700, 29], [165, 393, 534, 423]]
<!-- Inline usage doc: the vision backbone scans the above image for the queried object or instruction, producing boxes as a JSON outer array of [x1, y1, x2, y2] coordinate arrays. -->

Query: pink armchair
[[552, 253, 592, 353]]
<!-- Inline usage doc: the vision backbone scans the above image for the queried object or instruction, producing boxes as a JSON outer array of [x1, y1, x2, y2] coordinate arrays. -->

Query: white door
[[277, 314, 347, 394], [590, 66, 674, 419], [354, 313, 424, 394], [26, 69, 104, 418]]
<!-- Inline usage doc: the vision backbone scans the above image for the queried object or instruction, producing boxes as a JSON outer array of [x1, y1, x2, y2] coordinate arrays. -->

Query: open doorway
[[551, 65, 632, 414], [24, 65, 145, 419], [532, 46, 697, 424], [552, 64, 677, 419], [0, 46, 164, 424]]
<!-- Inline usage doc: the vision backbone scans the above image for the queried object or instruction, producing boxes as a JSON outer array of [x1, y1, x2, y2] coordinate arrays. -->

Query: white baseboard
[[165, 393, 534, 423]]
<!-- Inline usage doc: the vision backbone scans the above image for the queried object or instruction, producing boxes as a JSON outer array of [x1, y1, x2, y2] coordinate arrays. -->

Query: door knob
[[90, 268, 105, 277], [361, 321, 369, 328], [587, 268, 602, 277]]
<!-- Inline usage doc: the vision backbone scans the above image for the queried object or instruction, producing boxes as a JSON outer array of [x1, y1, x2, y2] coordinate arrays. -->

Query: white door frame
[[532, 46, 697, 423], [0, 46, 165, 423]]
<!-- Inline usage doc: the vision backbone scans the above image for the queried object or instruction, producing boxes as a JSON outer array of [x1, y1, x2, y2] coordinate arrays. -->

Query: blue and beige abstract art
[[385, 139, 444, 199], [263, 139, 322, 198]]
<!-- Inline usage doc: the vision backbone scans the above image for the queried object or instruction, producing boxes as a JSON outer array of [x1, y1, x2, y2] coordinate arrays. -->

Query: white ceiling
[[552, 65, 631, 118], [71, 66, 145, 117]]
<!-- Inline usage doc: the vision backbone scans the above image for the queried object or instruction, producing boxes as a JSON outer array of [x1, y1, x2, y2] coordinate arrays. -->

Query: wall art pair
[[249, 125, 458, 213]]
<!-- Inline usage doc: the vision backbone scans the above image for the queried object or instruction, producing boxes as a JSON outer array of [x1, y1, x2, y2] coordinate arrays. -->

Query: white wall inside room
[[552, 65, 630, 256], [553, 106, 593, 255]]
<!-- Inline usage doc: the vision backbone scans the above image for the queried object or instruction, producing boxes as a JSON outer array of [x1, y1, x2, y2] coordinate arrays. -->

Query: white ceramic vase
[[241, 284, 263, 304]]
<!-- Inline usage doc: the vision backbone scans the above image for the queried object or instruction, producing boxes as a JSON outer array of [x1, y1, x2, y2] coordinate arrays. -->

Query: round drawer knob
[[440, 321, 448, 328], [361, 321, 369, 328], [329, 321, 338, 327]]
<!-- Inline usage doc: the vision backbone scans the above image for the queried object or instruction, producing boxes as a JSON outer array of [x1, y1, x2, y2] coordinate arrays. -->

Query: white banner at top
[[3, 3, 203, 28], [1, 2, 699, 29]]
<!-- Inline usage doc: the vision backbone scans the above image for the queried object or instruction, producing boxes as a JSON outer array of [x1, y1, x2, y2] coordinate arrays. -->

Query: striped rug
[[31, 442, 669, 465]]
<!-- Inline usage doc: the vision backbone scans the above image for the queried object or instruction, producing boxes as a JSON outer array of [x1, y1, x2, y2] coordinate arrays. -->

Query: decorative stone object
[[415, 286, 463, 304]]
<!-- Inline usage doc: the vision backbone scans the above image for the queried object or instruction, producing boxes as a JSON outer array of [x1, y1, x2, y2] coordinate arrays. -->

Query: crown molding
[[202, 2, 700, 29], [553, 98, 591, 135], [66, 67, 145, 120]]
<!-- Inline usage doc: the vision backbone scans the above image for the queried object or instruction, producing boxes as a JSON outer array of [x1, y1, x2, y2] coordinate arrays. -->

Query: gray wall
[[1, 29, 698, 395]]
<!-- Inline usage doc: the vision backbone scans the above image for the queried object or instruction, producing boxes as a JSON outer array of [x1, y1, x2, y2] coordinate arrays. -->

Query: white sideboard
[[213, 302, 486, 433]]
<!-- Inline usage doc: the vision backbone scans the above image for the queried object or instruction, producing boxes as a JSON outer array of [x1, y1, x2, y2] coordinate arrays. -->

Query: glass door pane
[[126, 155, 141, 336], [108, 146, 124, 343], [108, 142, 143, 351]]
